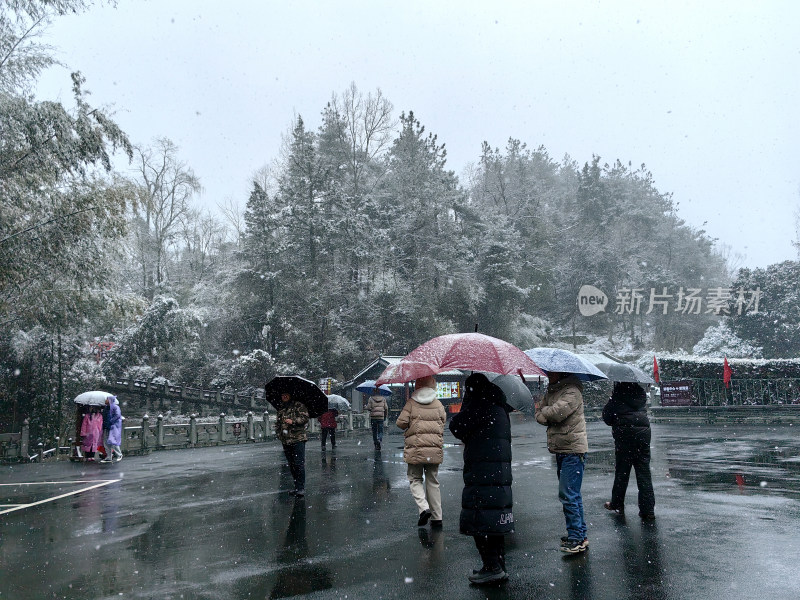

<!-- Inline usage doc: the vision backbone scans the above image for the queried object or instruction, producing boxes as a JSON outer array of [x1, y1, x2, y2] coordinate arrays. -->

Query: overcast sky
[[36, 0, 800, 269]]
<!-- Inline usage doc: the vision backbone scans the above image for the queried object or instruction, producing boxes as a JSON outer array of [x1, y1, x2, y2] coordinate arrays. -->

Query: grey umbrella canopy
[[482, 372, 533, 411], [326, 394, 351, 411], [524, 348, 607, 381], [595, 362, 655, 384]]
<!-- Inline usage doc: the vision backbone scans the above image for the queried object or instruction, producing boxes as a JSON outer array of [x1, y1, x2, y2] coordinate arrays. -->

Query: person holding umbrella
[[449, 373, 513, 585], [318, 407, 338, 451], [602, 382, 655, 519], [366, 389, 389, 451], [101, 396, 123, 463], [396, 375, 446, 528], [535, 371, 589, 553], [276, 392, 310, 497]]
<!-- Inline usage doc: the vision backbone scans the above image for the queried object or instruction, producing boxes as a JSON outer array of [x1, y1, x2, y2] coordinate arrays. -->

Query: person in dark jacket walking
[[275, 393, 310, 497], [602, 382, 655, 519], [449, 373, 513, 585]]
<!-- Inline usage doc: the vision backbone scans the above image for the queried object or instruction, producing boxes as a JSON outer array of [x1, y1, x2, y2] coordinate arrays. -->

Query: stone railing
[[0, 413, 372, 463], [116, 411, 371, 456]]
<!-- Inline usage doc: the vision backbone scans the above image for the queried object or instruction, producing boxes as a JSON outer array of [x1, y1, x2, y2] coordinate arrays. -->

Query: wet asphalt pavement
[[2, 416, 800, 599]]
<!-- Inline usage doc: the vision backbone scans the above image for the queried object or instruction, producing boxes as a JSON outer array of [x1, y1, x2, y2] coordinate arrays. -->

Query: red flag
[[723, 357, 733, 388], [653, 356, 660, 384]]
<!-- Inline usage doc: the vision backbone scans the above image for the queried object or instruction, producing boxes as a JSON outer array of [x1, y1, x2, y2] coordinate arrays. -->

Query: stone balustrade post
[[348, 413, 354, 431], [156, 414, 165, 447], [218, 413, 226, 443], [247, 412, 255, 442], [21, 418, 29, 459], [189, 414, 198, 445], [263, 412, 270, 438], [141, 414, 150, 451]]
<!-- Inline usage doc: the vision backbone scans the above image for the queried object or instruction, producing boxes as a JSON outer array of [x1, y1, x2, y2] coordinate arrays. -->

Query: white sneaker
[[100, 458, 112, 463], [114, 454, 123, 462]]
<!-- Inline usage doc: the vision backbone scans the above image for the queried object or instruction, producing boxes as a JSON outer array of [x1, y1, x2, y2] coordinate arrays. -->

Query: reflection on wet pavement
[[2, 421, 800, 599]]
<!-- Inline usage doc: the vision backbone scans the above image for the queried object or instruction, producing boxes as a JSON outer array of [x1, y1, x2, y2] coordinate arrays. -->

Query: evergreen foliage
[[4, 5, 793, 443]]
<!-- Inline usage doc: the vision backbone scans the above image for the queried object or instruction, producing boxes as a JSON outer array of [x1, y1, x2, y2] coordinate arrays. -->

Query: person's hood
[[411, 386, 437, 405], [547, 374, 584, 393]]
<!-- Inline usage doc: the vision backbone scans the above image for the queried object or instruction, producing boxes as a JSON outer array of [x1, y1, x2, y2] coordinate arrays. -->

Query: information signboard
[[436, 381, 460, 399], [660, 380, 693, 406]]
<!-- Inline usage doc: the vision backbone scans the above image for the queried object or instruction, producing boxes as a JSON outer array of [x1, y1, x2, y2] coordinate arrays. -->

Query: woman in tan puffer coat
[[396, 375, 447, 527]]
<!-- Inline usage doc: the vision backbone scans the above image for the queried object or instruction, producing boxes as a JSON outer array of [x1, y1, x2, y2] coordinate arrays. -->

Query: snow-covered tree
[[729, 261, 800, 359], [693, 318, 763, 358]]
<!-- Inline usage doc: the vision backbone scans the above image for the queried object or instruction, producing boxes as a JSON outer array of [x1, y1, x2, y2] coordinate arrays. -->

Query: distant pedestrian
[[449, 373, 513, 585], [318, 408, 338, 450], [535, 371, 588, 553], [80, 407, 103, 461], [366, 391, 388, 451], [275, 392, 309, 497], [396, 375, 446, 528], [101, 396, 123, 463], [602, 382, 655, 519]]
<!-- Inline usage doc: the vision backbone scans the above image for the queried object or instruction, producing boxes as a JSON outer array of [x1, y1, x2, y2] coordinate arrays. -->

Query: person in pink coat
[[80, 407, 103, 461]]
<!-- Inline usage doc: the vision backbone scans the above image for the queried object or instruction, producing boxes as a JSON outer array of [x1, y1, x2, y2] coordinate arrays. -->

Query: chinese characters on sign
[[436, 381, 460, 399], [576, 285, 762, 317], [660, 380, 694, 406], [318, 377, 334, 394]]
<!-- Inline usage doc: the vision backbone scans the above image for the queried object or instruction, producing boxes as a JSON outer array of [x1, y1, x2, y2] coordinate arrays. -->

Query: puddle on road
[[589, 428, 800, 498]]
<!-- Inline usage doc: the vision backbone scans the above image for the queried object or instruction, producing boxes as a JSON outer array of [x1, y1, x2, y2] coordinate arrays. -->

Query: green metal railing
[[684, 378, 800, 407]]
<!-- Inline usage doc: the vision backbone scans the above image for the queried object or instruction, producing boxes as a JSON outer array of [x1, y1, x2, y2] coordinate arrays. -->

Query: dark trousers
[[611, 427, 655, 514], [474, 534, 506, 572], [320, 427, 336, 448], [371, 420, 384, 447], [282, 441, 306, 491]]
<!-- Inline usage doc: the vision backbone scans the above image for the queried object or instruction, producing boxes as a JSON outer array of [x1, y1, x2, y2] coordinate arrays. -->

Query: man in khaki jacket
[[366, 392, 389, 450], [535, 372, 588, 554], [396, 375, 447, 527]]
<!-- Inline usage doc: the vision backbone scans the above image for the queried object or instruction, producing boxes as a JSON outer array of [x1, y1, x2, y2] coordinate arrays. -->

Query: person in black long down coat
[[602, 382, 656, 519], [449, 373, 513, 586]]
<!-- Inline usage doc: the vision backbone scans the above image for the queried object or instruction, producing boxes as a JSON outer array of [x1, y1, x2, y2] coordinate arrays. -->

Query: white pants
[[103, 431, 122, 459], [407, 463, 441, 520]]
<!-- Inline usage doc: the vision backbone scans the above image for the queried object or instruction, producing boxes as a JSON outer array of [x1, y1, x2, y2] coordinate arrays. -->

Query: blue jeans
[[556, 453, 587, 541], [371, 420, 384, 446]]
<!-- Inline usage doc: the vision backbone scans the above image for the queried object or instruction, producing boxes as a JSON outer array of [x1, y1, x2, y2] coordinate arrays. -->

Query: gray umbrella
[[482, 372, 533, 411], [595, 362, 655, 384], [326, 394, 351, 411]]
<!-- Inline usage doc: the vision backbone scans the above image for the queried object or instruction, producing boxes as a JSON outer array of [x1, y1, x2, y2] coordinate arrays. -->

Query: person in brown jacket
[[535, 372, 589, 553], [366, 393, 389, 450], [396, 375, 447, 527]]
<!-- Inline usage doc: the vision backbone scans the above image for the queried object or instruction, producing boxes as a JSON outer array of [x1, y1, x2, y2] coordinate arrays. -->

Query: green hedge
[[655, 356, 800, 381]]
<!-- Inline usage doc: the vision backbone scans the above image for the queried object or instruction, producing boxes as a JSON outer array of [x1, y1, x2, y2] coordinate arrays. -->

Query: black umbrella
[[264, 375, 328, 418], [595, 362, 655, 384]]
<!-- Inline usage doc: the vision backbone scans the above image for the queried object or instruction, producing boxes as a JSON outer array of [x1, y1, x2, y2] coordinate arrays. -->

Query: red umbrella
[[376, 333, 546, 384]]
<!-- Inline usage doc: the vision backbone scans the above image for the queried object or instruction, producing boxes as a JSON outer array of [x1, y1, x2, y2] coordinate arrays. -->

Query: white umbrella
[[73, 391, 116, 406], [326, 394, 351, 411], [524, 348, 607, 381]]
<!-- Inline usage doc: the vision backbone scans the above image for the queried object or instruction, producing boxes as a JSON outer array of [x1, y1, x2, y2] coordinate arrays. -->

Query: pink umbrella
[[376, 333, 546, 384]]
